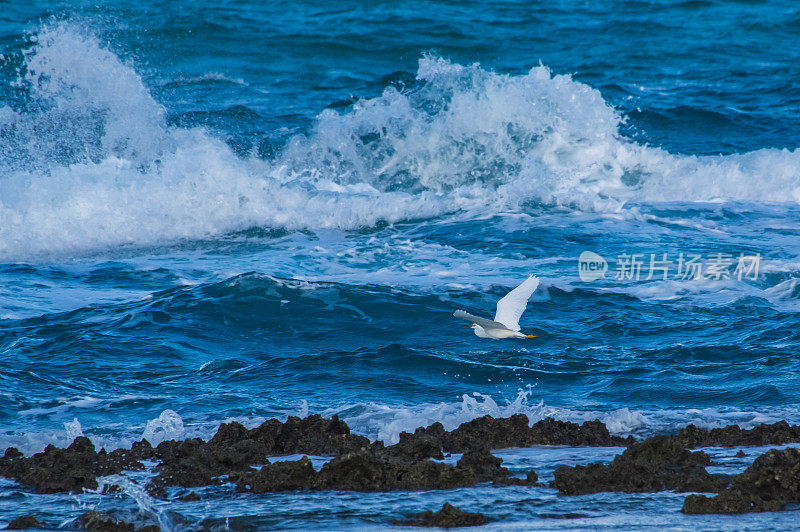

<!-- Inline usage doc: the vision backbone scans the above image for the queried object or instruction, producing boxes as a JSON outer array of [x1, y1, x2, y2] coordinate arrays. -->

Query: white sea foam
[[325, 389, 548, 445], [141, 409, 185, 446], [2, 397, 799, 455], [96, 475, 174, 530], [327, 391, 800, 444], [2, 22, 800, 259], [63, 418, 84, 440]]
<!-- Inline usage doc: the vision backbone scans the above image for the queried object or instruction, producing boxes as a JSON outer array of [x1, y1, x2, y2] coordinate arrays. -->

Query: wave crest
[[1, 22, 799, 258]]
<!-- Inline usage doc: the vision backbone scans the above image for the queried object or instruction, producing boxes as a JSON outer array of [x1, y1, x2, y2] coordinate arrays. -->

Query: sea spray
[[2, 23, 800, 259]]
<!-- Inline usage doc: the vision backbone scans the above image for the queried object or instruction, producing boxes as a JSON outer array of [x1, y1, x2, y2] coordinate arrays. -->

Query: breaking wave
[[1, 21, 799, 258]]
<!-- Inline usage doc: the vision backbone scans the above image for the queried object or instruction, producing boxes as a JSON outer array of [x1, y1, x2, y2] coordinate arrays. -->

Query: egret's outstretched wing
[[494, 275, 539, 331], [453, 310, 505, 330]]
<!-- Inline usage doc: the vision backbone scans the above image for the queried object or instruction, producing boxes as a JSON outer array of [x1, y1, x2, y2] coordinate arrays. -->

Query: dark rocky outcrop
[[5, 516, 42, 530], [152, 415, 551, 494], [553, 436, 728, 495], [674, 421, 800, 448], [8, 413, 800, 505], [456, 448, 509, 482], [493, 470, 539, 486], [316, 450, 478, 491], [237, 457, 316, 492], [392, 503, 487, 528], [79, 511, 159, 532], [682, 447, 800, 514], [380, 427, 445, 460], [147, 414, 371, 495], [210, 414, 371, 456], [393, 415, 632, 460], [237, 448, 510, 493], [0, 414, 630, 497], [0, 415, 371, 497], [0, 437, 143, 494]]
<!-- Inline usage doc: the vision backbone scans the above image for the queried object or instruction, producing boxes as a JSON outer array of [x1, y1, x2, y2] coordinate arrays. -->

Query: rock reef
[[1, 413, 800, 521], [682, 448, 800, 514], [79, 511, 159, 532], [392, 502, 487, 528], [393, 415, 632, 458], [0, 437, 142, 493], [146, 414, 371, 495], [553, 436, 728, 495], [237, 448, 509, 493], [675, 421, 800, 448], [5, 516, 42, 530]]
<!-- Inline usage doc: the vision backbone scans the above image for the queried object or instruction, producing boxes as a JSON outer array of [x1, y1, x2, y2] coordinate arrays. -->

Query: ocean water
[[1, 0, 800, 528]]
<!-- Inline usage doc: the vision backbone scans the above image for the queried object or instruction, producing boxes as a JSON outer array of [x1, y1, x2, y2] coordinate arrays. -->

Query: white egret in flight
[[454, 275, 540, 339]]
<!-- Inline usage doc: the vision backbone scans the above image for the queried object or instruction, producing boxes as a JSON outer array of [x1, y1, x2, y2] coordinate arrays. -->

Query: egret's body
[[454, 275, 540, 340]]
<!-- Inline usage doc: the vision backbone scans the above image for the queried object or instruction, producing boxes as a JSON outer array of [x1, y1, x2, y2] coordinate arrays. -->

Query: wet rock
[[238, 448, 510, 493], [148, 438, 230, 492], [128, 440, 156, 461], [381, 426, 445, 460], [0, 437, 143, 494], [148, 415, 371, 494], [675, 421, 800, 448], [317, 447, 510, 491], [446, 415, 533, 450], [78, 511, 159, 532], [456, 415, 632, 448], [682, 447, 800, 514], [390, 415, 632, 457], [553, 436, 728, 495], [238, 457, 316, 493], [80, 511, 133, 532], [493, 470, 539, 486], [456, 448, 508, 482], [317, 450, 475, 491], [683, 491, 754, 514], [1, 414, 628, 497], [392, 503, 487, 528], [207, 415, 371, 458], [6, 516, 42, 529], [3, 448, 22, 460], [734, 450, 748, 458], [528, 417, 631, 447]]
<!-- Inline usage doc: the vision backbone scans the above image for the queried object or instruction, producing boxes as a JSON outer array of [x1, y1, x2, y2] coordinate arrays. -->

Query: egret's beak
[[463, 325, 472, 328], [526, 335, 537, 339]]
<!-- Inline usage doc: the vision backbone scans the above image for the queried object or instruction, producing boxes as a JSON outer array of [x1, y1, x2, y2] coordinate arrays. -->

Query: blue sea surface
[[1, 0, 800, 528]]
